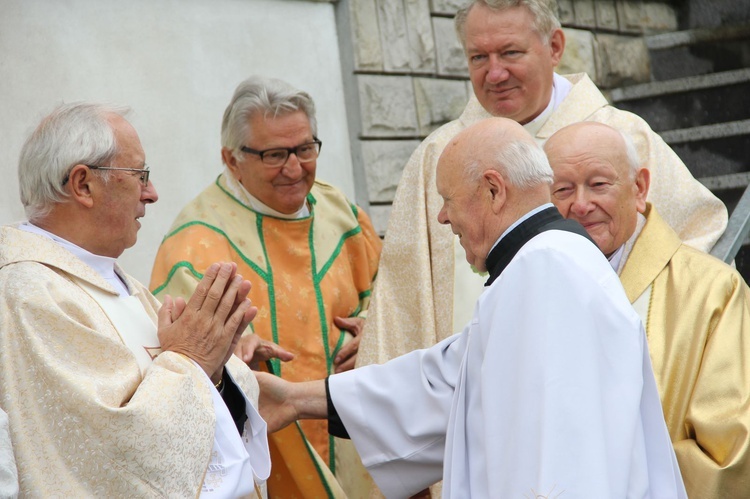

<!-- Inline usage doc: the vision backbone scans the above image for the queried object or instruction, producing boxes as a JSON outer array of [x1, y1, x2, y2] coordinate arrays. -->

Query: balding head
[[436, 117, 553, 271], [544, 122, 649, 257]]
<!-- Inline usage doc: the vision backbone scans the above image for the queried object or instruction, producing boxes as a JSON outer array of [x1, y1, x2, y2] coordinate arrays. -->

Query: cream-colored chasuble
[[75, 277, 269, 498], [0, 225, 269, 497]]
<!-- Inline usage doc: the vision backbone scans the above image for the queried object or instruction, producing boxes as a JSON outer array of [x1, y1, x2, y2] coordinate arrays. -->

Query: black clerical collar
[[484, 206, 594, 286]]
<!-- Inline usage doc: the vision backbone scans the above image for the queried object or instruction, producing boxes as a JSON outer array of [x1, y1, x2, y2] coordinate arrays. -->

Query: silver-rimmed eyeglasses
[[62, 165, 150, 186], [240, 137, 322, 167]]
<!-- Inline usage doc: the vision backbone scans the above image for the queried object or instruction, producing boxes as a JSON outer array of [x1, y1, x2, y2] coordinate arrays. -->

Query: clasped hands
[[157, 262, 257, 384]]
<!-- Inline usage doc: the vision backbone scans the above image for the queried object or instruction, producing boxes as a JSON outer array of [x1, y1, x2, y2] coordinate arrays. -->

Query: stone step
[[660, 119, 750, 178], [610, 68, 750, 132], [698, 171, 750, 214], [646, 24, 750, 81]]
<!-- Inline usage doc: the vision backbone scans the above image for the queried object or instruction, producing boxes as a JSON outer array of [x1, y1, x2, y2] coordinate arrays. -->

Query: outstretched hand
[[158, 262, 257, 383], [234, 334, 295, 370], [255, 372, 329, 433], [255, 371, 299, 433]]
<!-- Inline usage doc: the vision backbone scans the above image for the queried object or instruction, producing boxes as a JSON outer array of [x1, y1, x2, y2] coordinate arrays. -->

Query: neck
[[33, 211, 113, 258]]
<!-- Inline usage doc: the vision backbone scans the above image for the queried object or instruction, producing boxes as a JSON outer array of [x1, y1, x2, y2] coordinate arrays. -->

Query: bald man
[[255, 118, 686, 498], [545, 122, 750, 498]]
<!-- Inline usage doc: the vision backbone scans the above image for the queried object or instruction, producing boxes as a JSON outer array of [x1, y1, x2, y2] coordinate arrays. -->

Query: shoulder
[[310, 181, 367, 225], [168, 177, 228, 227], [670, 244, 746, 291], [509, 230, 624, 297]]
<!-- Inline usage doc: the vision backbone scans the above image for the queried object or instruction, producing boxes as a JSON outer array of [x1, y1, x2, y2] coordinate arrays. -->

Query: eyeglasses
[[87, 165, 150, 186], [62, 165, 151, 187], [240, 137, 322, 167]]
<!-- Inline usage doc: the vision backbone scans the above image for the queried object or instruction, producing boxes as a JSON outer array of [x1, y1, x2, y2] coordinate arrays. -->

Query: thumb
[[333, 315, 353, 329], [158, 294, 174, 329]]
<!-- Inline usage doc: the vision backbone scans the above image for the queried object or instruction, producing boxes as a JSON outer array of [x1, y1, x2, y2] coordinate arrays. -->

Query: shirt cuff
[[326, 376, 349, 439]]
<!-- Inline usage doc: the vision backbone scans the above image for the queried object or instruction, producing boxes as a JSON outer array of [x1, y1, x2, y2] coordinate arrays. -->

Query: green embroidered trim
[[255, 214, 281, 376], [316, 226, 362, 279], [297, 422, 336, 498], [160, 221, 268, 280], [216, 176, 314, 221], [358, 289, 371, 300], [264, 359, 334, 497], [152, 261, 203, 296], [307, 218, 335, 467]]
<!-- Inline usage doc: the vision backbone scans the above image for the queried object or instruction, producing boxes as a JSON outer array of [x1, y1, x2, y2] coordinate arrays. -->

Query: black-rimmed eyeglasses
[[62, 165, 150, 186], [240, 137, 322, 167]]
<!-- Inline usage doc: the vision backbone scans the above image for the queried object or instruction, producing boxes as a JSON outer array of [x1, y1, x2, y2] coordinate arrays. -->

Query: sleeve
[[591, 107, 727, 252], [675, 273, 750, 498], [220, 368, 248, 434], [329, 334, 463, 497], [325, 377, 349, 438]]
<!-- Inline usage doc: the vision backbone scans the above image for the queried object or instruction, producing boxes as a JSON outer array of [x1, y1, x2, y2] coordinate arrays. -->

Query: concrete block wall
[[336, 0, 679, 234]]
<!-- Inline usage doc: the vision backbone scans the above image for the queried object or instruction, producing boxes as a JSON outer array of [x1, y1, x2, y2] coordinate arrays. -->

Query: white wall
[[0, 0, 352, 284]]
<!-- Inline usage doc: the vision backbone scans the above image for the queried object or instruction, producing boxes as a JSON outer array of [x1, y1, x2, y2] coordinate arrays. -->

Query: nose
[[437, 204, 449, 225], [281, 152, 303, 176], [486, 55, 510, 84], [569, 189, 593, 218], [141, 180, 159, 204]]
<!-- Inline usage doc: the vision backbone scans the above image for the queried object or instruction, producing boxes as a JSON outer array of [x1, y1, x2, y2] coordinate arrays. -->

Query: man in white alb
[[255, 118, 687, 498]]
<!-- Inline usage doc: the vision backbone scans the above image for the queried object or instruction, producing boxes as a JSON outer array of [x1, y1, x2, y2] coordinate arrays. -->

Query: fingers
[[157, 295, 174, 329], [172, 297, 187, 322], [253, 340, 296, 364], [334, 334, 361, 373], [186, 263, 219, 311], [187, 262, 237, 314], [333, 316, 364, 337], [334, 355, 356, 373]]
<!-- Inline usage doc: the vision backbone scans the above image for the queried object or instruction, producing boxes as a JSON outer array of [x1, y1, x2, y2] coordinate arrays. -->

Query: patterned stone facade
[[337, 0, 678, 234]]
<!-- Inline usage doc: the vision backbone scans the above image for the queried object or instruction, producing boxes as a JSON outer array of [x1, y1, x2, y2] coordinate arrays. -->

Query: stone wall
[[336, 0, 679, 234]]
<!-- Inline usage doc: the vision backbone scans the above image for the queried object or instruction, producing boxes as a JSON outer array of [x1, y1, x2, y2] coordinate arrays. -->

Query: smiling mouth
[[487, 86, 516, 96]]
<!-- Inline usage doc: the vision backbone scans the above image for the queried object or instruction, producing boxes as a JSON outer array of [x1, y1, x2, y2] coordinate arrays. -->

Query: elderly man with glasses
[[0, 102, 277, 497], [151, 75, 382, 498]]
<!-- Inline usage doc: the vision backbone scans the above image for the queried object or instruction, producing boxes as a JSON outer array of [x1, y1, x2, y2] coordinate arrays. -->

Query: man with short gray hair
[[151, 76, 381, 497], [0, 102, 274, 497]]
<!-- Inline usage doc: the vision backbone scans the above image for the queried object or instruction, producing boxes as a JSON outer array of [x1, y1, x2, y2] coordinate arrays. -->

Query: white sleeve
[[329, 334, 463, 497]]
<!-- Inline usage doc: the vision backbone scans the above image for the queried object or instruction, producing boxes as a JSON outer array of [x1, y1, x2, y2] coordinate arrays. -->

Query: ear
[[549, 28, 565, 67], [634, 167, 650, 214], [483, 169, 507, 214], [67, 164, 96, 208], [221, 147, 242, 181]]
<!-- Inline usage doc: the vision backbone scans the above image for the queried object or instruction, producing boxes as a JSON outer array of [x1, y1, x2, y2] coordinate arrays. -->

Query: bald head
[[436, 117, 553, 271], [544, 122, 650, 257]]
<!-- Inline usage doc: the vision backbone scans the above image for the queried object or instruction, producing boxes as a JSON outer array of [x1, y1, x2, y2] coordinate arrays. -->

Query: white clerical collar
[[223, 167, 310, 219], [19, 222, 130, 297], [523, 73, 573, 138], [488, 203, 555, 255]]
